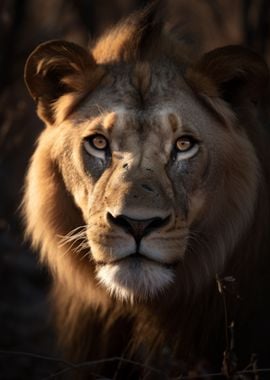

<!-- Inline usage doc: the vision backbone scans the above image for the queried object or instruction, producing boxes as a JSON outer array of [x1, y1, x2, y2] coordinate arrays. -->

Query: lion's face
[[24, 35, 267, 303], [46, 63, 257, 302]]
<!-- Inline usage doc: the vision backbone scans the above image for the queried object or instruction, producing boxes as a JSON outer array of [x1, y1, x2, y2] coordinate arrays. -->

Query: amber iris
[[176, 137, 193, 152], [91, 135, 108, 150]]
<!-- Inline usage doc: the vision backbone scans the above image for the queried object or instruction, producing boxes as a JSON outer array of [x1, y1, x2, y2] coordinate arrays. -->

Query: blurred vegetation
[[0, 1, 269, 379]]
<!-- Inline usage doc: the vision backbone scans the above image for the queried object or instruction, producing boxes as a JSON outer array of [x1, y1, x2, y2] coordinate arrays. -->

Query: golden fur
[[23, 4, 270, 379]]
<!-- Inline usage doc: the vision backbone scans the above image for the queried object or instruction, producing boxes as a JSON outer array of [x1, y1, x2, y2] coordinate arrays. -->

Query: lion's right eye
[[83, 134, 109, 159]]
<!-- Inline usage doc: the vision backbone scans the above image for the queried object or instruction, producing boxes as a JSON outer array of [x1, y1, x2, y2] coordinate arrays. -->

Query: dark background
[[0, 1, 269, 379]]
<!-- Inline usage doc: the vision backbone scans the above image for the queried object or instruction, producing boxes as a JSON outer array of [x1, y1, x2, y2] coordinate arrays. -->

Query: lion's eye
[[83, 134, 109, 159], [175, 136, 199, 160]]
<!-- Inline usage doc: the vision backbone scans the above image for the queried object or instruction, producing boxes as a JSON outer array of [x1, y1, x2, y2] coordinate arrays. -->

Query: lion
[[23, 4, 270, 379]]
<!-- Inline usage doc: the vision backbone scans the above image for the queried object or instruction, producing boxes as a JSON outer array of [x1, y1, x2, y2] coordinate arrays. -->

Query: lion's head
[[23, 8, 268, 308]]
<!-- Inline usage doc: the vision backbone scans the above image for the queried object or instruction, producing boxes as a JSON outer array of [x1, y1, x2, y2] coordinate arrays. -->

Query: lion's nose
[[107, 213, 170, 244]]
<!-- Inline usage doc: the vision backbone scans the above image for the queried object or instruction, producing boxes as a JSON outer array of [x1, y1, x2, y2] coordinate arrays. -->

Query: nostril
[[107, 212, 171, 243], [107, 213, 133, 235], [145, 216, 170, 234]]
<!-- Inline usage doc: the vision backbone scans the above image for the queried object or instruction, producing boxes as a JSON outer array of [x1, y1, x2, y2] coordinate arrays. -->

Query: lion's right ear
[[24, 40, 105, 124], [186, 46, 269, 106]]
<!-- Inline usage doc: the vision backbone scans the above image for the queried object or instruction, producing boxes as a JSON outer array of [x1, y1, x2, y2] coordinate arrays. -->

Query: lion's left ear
[[186, 45, 269, 106], [24, 40, 105, 125]]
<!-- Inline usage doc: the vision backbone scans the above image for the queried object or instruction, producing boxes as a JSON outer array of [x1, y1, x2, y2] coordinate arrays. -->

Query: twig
[[2, 349, 270, 379], [0, 350, 164, 379], [216, 275, 238, 378], [0, 350, 73, 367], [41, 357, 165, 380]]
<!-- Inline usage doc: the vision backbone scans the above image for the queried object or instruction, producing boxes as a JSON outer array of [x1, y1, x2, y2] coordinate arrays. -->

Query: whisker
[[57, 225, 88, 254], [60, 225, 87, 238]]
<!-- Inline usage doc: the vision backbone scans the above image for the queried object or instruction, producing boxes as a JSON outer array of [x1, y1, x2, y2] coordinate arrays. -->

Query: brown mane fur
[[23, 3, 270, 379]]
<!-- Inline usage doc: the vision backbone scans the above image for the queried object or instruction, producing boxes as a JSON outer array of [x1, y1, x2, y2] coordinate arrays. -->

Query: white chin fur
[[96, 259, 174, 303]]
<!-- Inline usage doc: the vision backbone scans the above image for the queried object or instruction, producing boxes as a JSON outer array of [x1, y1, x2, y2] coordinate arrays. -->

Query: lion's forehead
[[73, 63, 188, 120], [75, 82, 217, 143]]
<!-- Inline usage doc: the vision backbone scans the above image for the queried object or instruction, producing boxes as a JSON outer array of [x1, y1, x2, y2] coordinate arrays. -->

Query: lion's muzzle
[[106, 212, 171, 245]]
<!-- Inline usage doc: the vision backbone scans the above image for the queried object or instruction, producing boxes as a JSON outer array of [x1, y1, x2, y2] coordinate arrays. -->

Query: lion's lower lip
[[96, 253, 177, 269]]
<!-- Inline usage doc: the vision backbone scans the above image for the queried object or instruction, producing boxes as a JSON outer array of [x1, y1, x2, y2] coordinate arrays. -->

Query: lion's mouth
[[95, 252, 177, 269]]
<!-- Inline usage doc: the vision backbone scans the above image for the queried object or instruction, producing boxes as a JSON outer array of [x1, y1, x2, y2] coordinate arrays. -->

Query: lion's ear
[[24, 40, 105, 124], [186, 45, 269, 106]]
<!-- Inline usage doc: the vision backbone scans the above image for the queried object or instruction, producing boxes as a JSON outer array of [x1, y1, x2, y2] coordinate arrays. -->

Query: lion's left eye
[[175, 136, 199, 159], [83, 134, 109, 159]]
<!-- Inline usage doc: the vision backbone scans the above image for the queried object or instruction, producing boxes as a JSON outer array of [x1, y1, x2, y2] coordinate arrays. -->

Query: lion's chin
[[95, 258, 175, 303]]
